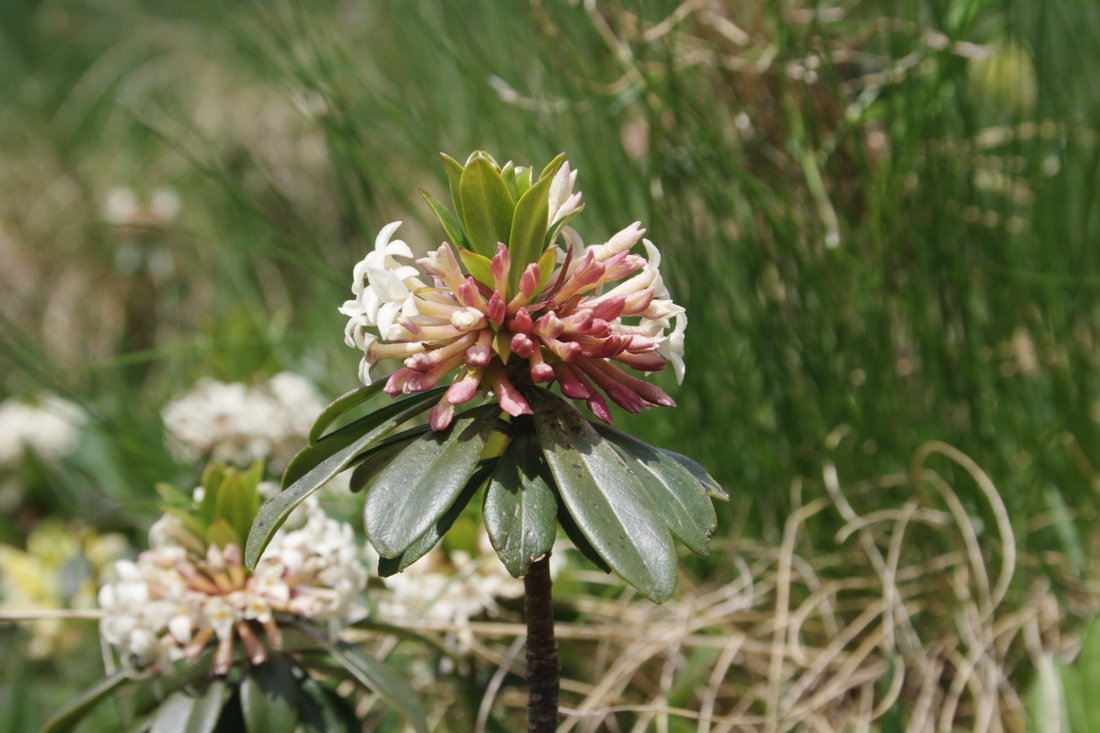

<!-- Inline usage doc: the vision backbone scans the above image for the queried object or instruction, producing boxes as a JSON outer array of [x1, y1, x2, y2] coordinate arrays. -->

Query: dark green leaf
[[283, 386, 447, 489], [347, 425, 431, 493], [39, 670, 142, 733], [419, 188, 471, 251], [364, 405, 500, 557], [555, 495, 611, 573], [459, 156, 514, 258], [309, 380, 388, 444], [594, 423, 716, 557], [378, 459, 496, 577], [297, 676, 359, 733], [529, 388, 677, 602], [506, 173, 554, 293], [484, 421, 558, 577], [150, 691, 198, 733], [240, 657, 299, 733], [294, 625, 428, 733], [657, 447, 729, 501], [246, 390, 444, 569]]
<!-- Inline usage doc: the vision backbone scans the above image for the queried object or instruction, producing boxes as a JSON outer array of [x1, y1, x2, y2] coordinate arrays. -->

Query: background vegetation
[[1, 0, 1098, 730]]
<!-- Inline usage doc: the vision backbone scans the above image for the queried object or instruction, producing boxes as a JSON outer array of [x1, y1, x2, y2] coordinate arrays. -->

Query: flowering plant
[[247, 151, 724, 602], [45, 462, 426, 733]]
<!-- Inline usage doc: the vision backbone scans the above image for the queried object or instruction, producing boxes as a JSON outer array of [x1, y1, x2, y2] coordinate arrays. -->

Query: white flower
[[162, 372, 327, 469], [0, 396, 85, 468]]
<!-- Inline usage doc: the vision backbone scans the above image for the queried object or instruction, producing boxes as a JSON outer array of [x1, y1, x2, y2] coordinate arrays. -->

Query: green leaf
[[199, 463, 227, 527], [183, 679, 232, 733], [39, 669, 142, 733], [284, 386, 448, 488], [347, 425, 431, 493], [240, 657, 300, 733], [364, 405, 501, 557], [544, 206, 585, 248], [538, 152, 567, 181], [378, 458, 497, 577], [459, 155, 514, 257], [205, 516, 242, 551], [594, 423, 716, 557], [214, 471, 259, 546], [534, 246, 559, 296], [150, 691, 199, 733], [657, 447, 729, 501], [483, 419, 558, 577], [457, 247, 494, 287], [419, 188, 471, 251], [246, 390, 444, 569], [440, 152, 466, 225], [294, 625, 429, 733], [297, 676, 359, 733], [309, 380, 388, 444], [506, 172, 555, 293], [528, 388, 677, 602], [555, 494, 611, 573]]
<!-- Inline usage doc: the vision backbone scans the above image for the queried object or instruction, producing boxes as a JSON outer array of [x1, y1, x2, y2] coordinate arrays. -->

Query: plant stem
[[524, 552, 559, 732]]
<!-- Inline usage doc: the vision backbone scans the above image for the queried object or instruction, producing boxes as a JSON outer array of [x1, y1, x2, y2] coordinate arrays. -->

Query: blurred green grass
[[1, 0, 1099, 726]]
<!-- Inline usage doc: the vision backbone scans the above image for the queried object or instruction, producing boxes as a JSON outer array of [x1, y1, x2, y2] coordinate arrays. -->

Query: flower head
[[340, 152, 686, 429]]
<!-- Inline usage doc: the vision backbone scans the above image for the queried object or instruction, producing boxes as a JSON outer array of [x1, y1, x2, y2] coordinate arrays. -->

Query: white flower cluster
[[98, 498, 366, 674], [0, 395, 86, 469], [161, 372, 327, 469]]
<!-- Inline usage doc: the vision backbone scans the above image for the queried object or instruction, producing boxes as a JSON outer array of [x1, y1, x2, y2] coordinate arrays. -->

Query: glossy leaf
[[459, 155, 514, 257], [594, 423, 716, 557], [528, 388, 677, 602], [39, 670, 141, 733], [377, 459, 496, 577], [484, 420, 558, 577], [240, 657, 300, 733], [419, 188, 470, 251], [347, 425, 430, 493], [246, 390, 444, 569], [286, 385, 445, 488], [309, 379, 388, 444], [296, 625, 428, 733], [555, 491, 611, 573], [507, 172, 554, 293], [658, 447, 729, 501], [364, 404, 500, 557]]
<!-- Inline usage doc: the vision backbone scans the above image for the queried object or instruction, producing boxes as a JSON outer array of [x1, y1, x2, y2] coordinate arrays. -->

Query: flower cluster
[[161, 372, 327, 469], [339, 156, 686, 430], [98, 498, 366, 675], [0, 395, 86, 469]]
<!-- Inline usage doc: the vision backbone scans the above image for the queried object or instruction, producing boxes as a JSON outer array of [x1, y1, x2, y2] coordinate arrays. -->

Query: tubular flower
[[339, 153, 686, 430]]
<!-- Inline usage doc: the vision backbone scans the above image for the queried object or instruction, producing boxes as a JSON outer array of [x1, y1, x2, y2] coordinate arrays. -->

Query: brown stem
[[524, 552, 559, 732]]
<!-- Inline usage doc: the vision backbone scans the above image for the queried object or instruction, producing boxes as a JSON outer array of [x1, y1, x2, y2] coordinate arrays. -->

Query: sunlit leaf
[[419, 187, 471, 251], [364, 404, 500, 557], [484, 419, 558, 577], [440, 152, 466, 225], [507, 172, 554, 293], [528, 388, 677, 602], [459, 155, 514, 257], [594, 423, 716, 557], [457, 247, 494, 286]]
